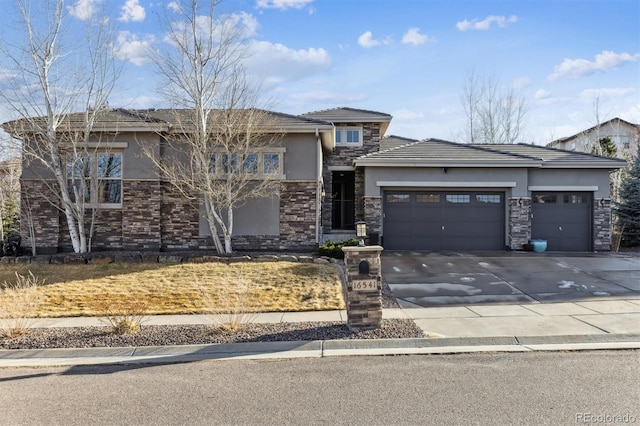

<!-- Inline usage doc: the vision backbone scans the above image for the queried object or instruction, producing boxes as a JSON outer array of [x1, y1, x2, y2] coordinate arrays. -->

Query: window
[[243, 154, 258, 173], [446, 194, 470, 204], [476, 194, 501, 204], [97, 153, 122, 204], [263, 153, 280, 174], [564, 194, 588, 204], [335, 127, 363, 146], [534, 194, 557, 204], [209, 150, 285, 178], [221, 153, 238, 173], [416, 193, 440, 203], [66, 152, 122, 207], [386, 194, 410, 203]]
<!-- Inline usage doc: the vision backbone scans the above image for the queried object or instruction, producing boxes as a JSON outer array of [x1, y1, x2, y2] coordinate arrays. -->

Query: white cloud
[[112, 31, 155, 66], [534, 89, 551, 100], [256, 0, 313, 10], [68, 0, 101, 21], [549, 50, 640, 81], [511, 76, 531, 90], [245, 41, 331, 85], [392, 108, 424, 120], [357, 31, 391, 49], [401, 28, 433, 46], [119, 0, 145, 22], [223, 12, 259, 37], [167, 2, 181, 13], [579, 87, 636, 103], [456, 15, 518, 31], [358, 31, 379, 48]]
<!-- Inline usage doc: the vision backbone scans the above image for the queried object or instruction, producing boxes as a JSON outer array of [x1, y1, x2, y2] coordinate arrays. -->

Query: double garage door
[[383, 191, 505, 251]]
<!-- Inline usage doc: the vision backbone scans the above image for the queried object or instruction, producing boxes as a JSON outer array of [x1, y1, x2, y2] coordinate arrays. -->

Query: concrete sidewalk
[[1, 299, 640, 367]]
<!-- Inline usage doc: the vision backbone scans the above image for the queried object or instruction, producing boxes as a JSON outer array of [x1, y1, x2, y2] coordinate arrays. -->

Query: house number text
[[352, 279, 378, 291]]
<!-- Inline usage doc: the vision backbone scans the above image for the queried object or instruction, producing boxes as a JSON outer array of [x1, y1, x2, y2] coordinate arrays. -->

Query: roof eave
[[354, 159, 543, 168]]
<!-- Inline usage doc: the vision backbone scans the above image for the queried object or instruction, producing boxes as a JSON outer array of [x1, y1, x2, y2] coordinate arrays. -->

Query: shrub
[[196, 273, 260, 333], [0, 271, 44, 338], [317, 238, 359, 259], [94, 298, 148, 335]]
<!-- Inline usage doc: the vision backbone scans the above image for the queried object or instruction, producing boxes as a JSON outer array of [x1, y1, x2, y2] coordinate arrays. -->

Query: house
[[3, 107, 627, 254], [547, 117, 639, 159]]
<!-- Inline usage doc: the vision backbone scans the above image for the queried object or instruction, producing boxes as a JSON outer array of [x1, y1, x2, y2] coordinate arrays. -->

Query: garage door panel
[[383, 191, 505, 251], [532, 192, 592, 252]]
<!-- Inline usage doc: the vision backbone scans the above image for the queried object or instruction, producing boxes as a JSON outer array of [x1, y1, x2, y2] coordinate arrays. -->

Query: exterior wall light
[[355, 221, 367, 247]]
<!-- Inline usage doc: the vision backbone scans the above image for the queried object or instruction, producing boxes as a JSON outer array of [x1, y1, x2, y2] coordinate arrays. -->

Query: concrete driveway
[[382, 251, 640, 307]]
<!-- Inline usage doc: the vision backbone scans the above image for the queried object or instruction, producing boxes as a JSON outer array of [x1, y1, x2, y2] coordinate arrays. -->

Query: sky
[[1, 0, 639, 145]]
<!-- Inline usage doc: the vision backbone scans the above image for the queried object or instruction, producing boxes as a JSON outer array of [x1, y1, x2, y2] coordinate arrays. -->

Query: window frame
[[209, 148, 286, 179], [335, 126, 363, 147], [66, 151, 123, 209]]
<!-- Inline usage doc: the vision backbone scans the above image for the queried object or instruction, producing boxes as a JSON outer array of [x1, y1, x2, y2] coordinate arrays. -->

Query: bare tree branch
[[0, 0, 122, 253], [144, 0, 282, 254], [459, 70, 529, 144]]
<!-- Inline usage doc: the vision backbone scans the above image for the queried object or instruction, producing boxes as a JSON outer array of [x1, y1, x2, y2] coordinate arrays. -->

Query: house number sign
[[352, 279, 378, 291]]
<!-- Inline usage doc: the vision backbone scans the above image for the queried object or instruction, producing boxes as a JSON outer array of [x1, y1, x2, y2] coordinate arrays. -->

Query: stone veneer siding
[[322, 123, 383, 234], [364, 196, 382, 242], [195, 181, 318, 251], [21, 178, 318, 252], [278, 181, 317, 248], [20, 180, 60, 254], [160, 182, 200, 250], [122, 180, 161, 250], [593, 198, 612, 251], [508, 197, 531, 250]]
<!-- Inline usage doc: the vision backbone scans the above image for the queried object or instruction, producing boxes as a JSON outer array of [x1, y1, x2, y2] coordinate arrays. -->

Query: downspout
[[315, 128, 323, 244]]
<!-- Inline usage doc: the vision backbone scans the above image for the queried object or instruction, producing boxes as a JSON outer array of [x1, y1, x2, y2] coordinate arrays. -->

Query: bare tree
[[145, 0, 283, 254], [0, 0, 121, 253], [0, 149, 21, 242], [459, 70, 528, 144]]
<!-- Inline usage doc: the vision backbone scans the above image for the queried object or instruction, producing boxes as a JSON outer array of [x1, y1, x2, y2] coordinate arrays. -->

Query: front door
[[331, 171, 355, 230]]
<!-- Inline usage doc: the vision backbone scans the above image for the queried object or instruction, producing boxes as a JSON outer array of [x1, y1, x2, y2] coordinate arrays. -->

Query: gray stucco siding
[[199, 194, 280, 237], [120, 132, 158, 180], [528, 169, 612, 198], [363, 167, 529, 196], [283, 134, 318, 180]]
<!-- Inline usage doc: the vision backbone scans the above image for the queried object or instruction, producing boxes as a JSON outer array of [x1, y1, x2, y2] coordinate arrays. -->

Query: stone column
[[342, 245, 383, 331], [508, 197, 531, 250], [593, 198, 612, 251]]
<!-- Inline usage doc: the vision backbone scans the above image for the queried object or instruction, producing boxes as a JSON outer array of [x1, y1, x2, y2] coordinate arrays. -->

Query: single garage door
[[383, 191, 505, 251], [531, 192, 592, 251]]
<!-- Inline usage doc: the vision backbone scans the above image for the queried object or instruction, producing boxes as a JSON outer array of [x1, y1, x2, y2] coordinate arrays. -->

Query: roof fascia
[[354, 159, 543, 168]]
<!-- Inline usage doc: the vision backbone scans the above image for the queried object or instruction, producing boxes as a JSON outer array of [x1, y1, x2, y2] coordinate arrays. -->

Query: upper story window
[[335, 126, 363, 147], [66, 152, 122, 208], [209, 149, 285, 179]]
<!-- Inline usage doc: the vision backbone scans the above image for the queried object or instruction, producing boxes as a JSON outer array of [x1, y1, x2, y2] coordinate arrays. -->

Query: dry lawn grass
[[0, 261, 345, 318]]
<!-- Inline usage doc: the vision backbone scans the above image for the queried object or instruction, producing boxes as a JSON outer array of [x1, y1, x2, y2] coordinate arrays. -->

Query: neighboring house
[[547, 117, 639, 158], [2, 107, 627, 254]]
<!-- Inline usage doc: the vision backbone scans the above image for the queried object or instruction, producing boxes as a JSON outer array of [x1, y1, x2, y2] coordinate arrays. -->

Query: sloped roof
[[302, 107, 392, 136], [137, 108, 334, 132], [355, 139, 626, 169], [2, 108, 168, 135], [475, 143, 627, 168], [380, 135, 419, 151], [548, 117, 639, 146]]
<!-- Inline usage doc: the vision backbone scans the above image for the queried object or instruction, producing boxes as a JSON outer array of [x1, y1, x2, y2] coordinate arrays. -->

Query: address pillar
[[341, 245, 384, 331]]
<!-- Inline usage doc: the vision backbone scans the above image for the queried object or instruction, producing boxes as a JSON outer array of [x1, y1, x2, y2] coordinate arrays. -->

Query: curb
[[1, 334, 639, 367]]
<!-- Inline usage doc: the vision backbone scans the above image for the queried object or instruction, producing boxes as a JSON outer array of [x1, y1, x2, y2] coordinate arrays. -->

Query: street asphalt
[[1, 252, 639, 367]]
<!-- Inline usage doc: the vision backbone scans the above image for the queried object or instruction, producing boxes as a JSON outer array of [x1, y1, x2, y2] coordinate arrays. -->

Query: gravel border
[[1, 319, 424, 350]]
